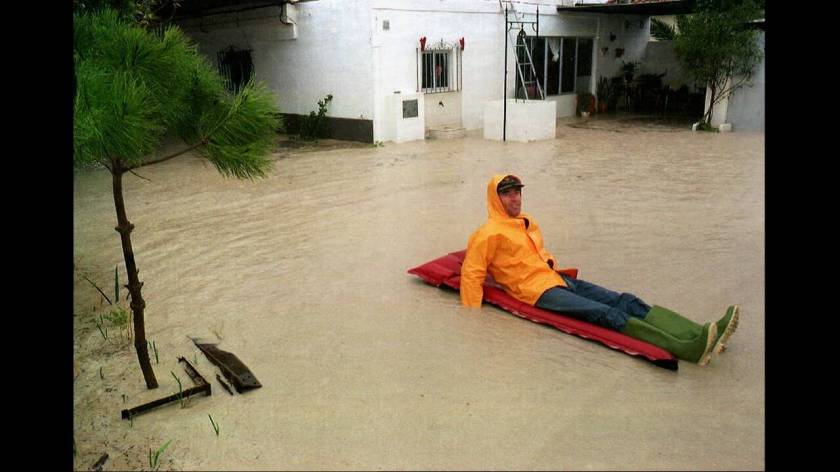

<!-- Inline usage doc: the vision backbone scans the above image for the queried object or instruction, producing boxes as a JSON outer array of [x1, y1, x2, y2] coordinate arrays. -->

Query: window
[[546, 38, 560, 95], [560, 37, 576, 94], [217, 47, 254, 94], [419, 44, 462, 93], [514, 37, 595, 97], [575, 38, 594, 94], [515, 36, 546, 99]]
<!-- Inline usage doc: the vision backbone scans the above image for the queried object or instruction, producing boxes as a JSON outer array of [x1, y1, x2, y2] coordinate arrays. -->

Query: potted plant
[[576, 92, 595, 117], [596, 76, 611, 113], [621, 60, 639, 84], [609, 76, 624, 111]]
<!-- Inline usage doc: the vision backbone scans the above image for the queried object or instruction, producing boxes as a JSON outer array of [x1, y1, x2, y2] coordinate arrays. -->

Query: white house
[[173, 0, 696, 143]]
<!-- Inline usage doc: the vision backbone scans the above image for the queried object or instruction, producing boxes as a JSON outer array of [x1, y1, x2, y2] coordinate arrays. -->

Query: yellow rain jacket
[[460, 174, 577, 308]]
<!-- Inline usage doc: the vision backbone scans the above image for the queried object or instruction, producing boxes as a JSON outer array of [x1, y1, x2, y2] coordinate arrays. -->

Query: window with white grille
[[417, 42, 462, 93]]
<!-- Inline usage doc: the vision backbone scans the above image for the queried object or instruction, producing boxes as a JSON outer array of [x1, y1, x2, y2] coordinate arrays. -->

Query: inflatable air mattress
[[407, 250, 679, 370]]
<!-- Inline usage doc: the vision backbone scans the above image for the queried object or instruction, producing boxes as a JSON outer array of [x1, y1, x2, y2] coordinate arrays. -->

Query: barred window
[[418, 45, 461, 94], [422, 51, 449, 92]]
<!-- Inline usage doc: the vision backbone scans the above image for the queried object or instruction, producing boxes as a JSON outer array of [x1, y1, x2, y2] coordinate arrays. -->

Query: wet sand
[[74, 118, 764, 470]]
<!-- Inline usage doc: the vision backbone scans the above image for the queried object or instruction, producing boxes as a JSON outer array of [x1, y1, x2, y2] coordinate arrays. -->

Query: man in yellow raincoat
[[460, 174, 739, 366]]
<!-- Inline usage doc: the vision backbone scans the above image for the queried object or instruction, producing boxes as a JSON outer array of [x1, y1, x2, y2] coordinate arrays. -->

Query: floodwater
[[73, 118, 764, 470]]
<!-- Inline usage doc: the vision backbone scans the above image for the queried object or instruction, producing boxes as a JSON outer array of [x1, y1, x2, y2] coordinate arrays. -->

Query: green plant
[[104, 307, 127, 326], [105, 306, 132, 341], [576, 92, 595, 116], [371, 140, 384, 147], [94, 317, 108, 340], [696, 121, 718, 132], [82, 274, 113, 305], [621, 61, 640, 83], [650, 18, 676, 40], [149, 439, 172, 471], [299, 94, 333, 140], [209, 414, 220, 436], [609, 76, 624, 109], [148, 340, 159, 363], [171, 371, 184, 407], [596, 76, 611, 107]]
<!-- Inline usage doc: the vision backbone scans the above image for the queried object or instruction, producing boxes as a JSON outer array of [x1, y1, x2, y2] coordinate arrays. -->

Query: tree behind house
[[74, 8, 281, 389], [650, 18, 676, 41], [673, 0, 763, 125]]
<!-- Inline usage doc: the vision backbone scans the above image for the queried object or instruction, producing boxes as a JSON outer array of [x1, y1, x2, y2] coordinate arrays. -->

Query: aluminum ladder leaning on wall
[[503, 2, 544, 102]]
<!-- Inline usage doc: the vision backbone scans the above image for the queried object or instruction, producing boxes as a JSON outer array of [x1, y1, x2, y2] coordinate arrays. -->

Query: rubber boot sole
[[713, 305, 739, 355], [697, 322, 718, 366]]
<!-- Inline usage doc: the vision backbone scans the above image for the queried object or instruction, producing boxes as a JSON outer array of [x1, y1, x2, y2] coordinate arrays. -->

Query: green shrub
[[696, 121, 718, 132], [299, 94, 333, 140]]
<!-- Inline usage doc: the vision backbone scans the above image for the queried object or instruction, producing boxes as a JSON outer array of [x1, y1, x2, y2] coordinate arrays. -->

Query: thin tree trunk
[[111, 161, 158, 389], [704, 83, 717, 125]]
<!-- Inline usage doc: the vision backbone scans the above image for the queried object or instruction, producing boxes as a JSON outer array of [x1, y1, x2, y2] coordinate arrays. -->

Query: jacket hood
[[486, 174, 522, 220]]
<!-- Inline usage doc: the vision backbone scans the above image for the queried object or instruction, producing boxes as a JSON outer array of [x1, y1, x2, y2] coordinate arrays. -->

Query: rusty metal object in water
[[91, 452, 109, 471], [120, 357, 211, 420], [192, 338, 262, 393], [216, 374, 234, 395]]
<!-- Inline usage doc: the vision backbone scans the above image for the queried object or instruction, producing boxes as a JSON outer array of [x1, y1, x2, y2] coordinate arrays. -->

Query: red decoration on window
[[420, 36, 427, 51], [459, 37, 465, 51]]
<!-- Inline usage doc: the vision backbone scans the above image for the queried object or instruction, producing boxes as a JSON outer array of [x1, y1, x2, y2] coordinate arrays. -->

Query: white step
[[427, 125, 466, 139]]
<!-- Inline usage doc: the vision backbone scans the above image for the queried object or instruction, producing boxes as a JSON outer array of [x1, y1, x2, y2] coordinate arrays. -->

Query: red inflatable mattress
[[407, 250, 679, 370]]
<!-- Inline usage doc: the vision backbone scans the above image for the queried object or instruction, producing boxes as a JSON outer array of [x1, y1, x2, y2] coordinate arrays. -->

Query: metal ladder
[[503, 3, 544, 101], [510, 27, 544, 100]]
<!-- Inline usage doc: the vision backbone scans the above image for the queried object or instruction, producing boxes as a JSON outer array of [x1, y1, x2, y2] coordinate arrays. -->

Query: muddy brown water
[[74, 120, 764, 470]]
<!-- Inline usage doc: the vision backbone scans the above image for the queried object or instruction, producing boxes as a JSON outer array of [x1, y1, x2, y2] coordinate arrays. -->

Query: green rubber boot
[[644, 305, 740, 355], [644, 305, 703, 340], [621, 317, 717, 366], [712, 305, 740, 354]]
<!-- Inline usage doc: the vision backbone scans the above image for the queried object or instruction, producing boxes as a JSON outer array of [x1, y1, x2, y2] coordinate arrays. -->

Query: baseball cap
[[497, 175, 524, 193]]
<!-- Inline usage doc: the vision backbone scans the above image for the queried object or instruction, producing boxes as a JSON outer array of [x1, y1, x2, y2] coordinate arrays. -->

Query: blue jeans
[[534, 275, 651, 332]]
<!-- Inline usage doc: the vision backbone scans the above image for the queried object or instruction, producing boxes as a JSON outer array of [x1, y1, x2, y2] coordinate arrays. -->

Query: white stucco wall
[[424, 92, 463, 130], [593, 14, 650, 82], [724, 31, 765, 131], [180, 0, 375, 123], [483, 99, 557, 142]]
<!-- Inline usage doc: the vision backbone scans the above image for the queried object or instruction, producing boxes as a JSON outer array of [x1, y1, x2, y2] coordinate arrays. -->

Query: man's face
[[498, 188, 522, 217]]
